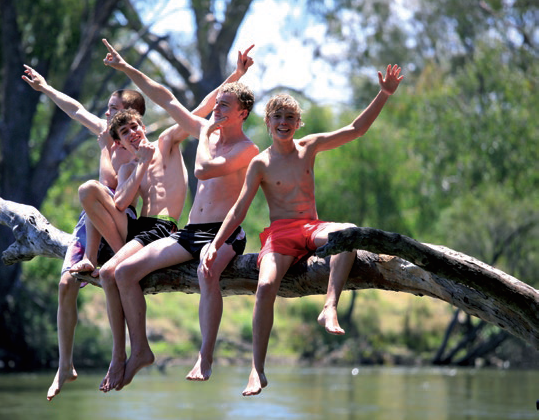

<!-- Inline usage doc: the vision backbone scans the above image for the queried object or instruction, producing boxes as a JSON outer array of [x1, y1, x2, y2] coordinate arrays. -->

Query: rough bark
[[2, 198, 539, 350]]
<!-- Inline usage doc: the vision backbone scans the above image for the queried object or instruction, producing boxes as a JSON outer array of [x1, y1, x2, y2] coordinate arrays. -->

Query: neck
[[270, 138, 295, 154], [218, 124, 244, 144]]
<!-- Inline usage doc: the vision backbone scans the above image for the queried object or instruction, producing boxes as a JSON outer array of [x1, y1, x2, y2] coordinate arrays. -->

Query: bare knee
[[115, 262, 139, 291], [255, 280, 279, 304], [58, 272, 80, 301], [197, 266, 220, 290], [99, 264, 117, 288], [78, 179, 102, 205]]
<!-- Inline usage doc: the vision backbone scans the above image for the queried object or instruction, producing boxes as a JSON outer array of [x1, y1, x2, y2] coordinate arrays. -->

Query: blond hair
[[264, 94, 303, 126]]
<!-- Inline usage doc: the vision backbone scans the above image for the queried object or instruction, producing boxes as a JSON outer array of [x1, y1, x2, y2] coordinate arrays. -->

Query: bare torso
[[259, 141, 318, 222], [189, 134, 256, 224], [136, 140, 188, 220]]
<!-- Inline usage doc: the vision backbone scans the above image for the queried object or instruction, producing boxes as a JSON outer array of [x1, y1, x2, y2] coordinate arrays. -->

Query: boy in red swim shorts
[[202, 64, 404, 397]]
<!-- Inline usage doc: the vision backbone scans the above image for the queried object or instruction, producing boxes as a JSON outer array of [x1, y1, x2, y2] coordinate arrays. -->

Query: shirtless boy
[[202, 64, 404, 396], [22, 65, 144, 400], [101, 39, 258, 389]]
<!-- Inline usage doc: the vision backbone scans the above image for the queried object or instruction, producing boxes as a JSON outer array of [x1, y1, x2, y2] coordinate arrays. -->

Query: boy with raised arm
[[100, 39, 258, 389], [22, 66, 144, 400], [202, 64, 404, 396]]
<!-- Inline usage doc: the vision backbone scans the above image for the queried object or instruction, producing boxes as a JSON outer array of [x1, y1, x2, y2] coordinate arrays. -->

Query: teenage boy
[[22, 66, 144, 400], [202, 64, 404, 396], [96, 39, 257, 391], [100, 38, 258, 389]]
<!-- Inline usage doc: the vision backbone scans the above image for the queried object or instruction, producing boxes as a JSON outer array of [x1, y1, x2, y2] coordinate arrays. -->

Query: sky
[[140, 0, 352, 108]]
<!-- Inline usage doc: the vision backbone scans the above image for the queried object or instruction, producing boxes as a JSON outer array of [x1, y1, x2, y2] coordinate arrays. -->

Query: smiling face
[[212, 91, 247, 127], [266, 107, 301, 142], [264, 94, 303, 142], [109, 109, 146, 155]]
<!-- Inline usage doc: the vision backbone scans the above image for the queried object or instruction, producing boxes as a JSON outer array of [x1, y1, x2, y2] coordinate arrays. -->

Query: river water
[[1, 365, 537, 419]]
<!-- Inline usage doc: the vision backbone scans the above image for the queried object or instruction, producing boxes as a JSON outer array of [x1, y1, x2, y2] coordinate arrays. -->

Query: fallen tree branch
[[2, 198, 539, 349]]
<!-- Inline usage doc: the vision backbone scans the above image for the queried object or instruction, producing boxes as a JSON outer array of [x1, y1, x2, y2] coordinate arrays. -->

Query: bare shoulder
[[234, 137, 260, 158], [296, 133, 320, 148]]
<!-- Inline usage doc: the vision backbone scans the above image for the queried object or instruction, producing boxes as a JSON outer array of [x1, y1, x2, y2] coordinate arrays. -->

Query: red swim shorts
[[257, 218, 333, 267]]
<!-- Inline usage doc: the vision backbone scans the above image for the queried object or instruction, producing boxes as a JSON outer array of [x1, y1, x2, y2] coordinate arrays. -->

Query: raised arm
[[191, 44, 254, 118], [22, 65, 105, 135], [158, 44, 255, 150], [102, 39, 205, 138], [308, 64, 404, 153]]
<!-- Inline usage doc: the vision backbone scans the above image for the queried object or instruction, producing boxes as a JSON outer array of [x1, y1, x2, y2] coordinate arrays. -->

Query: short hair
[[109, 109, 143, 141], [219, 82, 254, 120], [111, 89, 146, 116], [264, 94, 303, 126]]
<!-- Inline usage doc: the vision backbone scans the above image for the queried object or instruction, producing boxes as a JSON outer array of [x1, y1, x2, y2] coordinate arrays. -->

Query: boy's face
[[266, 107, 301, 141], [105, 95, 125, 124], [213, 92, 247, 126], [116, 118, 146, 156]]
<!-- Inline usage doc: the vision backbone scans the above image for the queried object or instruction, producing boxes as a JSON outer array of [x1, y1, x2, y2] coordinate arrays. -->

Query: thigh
[[101, 239, 144, 274], [117, 236, 194, 281], [258, 252, 295, 287], [312, 222, 356, 248]]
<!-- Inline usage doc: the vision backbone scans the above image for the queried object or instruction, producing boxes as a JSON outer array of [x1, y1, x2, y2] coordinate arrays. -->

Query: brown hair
[[109, 109, 143, 141], [264, 94, 303, 126], [111, 89, 146, 116], [219, 82, 254, 120]]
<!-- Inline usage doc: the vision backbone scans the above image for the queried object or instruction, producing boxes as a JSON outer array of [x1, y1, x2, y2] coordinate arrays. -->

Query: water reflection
[[0, 366, 537, 420]]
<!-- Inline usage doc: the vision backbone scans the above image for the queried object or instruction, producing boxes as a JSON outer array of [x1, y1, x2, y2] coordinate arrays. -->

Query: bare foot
[[99, 360, 126, 393], [47, 366, 78, 401], [242, 367, 268, 396], [69, 259, 95, 274], [317, 307, 345, 335], [186, 354, 212, 381], [117, 349, 155, 391]]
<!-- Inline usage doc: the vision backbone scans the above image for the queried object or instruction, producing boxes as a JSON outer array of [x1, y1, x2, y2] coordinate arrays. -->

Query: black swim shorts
[[169, 222, 246, 259], [127, 216, 178, 247]]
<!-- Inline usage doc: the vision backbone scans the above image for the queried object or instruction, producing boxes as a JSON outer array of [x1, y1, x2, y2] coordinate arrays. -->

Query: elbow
[[114, 196, 129, 212], [194, 165, 212, 181]]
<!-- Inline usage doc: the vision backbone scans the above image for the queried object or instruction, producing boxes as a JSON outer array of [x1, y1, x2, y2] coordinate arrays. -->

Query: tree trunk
[[2, 197, 539, 351]]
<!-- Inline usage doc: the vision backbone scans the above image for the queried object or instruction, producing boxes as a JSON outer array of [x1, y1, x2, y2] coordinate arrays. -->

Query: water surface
[[1, 365, 537, 419]]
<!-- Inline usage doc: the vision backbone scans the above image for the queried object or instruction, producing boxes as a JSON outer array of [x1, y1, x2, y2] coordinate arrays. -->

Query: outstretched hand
[[378, 64, 404, 95], [22, 65, 47, 91], [236, 44, 255, 76], [102, 39, 128, 70]]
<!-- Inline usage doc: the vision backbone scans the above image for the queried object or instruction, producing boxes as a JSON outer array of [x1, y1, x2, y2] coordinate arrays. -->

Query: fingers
[[102, 38, 114, 53], [242, 44, 255, 57]]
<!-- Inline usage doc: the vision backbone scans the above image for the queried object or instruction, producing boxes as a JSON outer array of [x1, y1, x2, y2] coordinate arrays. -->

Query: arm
[[194, 115, 259, 180], [201, 159, 263, 275], [191, 44, 254, 118], [97, 130, 117, 188], [307, 64, 404, 153], [102, 39, 205, 138], [114, 142, 154, 211], [22, 65, 105, 135], [155, 45, 255, 151]]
